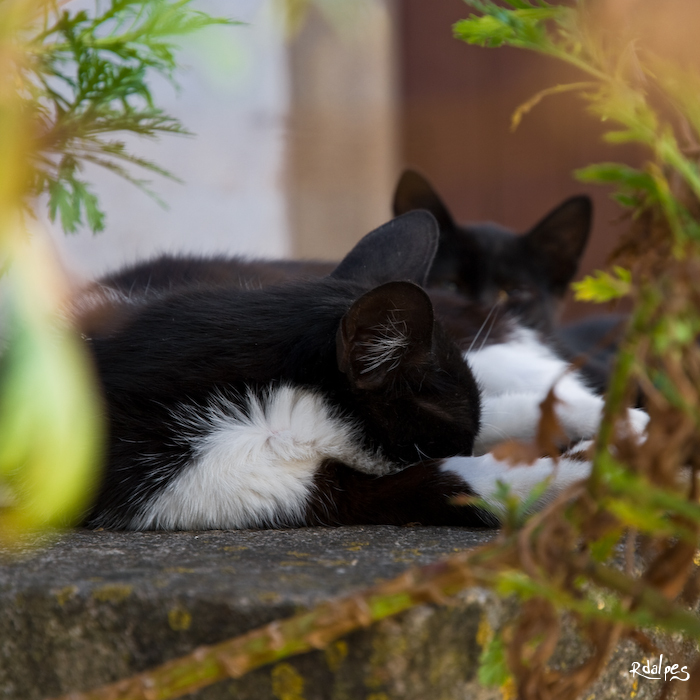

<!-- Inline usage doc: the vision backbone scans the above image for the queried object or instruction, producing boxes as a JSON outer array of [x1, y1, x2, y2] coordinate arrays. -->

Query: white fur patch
[[466, 327, 648, 454], [441, 449, 592, 521], [130, 384, 393, 530]]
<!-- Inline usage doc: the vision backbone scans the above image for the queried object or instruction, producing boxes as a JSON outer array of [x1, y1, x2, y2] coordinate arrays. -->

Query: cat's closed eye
[[502, 287, 534, 304]]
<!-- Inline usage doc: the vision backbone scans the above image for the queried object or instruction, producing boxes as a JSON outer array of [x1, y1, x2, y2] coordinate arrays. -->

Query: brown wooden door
[[397, 0, 642, 320]]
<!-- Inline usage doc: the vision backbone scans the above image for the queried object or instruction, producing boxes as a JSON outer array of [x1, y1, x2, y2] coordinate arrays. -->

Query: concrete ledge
[[0, 527, 684, 699]]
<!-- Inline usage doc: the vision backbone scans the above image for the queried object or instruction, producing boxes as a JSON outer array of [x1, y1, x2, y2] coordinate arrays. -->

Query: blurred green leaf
[[589, 529, 623, 563], [572, 267, 631, 303], [0, 235, 103, 543], [478, 633, 511, 688], [575, 162, 655, 191]]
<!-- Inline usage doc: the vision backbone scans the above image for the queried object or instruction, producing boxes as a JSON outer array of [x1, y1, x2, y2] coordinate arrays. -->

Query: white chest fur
[[446, 327, 648, 518], [466, 327, 647, 454]]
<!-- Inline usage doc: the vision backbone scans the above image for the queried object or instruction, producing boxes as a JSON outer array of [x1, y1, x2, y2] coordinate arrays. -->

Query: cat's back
[[99, 253, 334, 293], [84, 277, 361, 399]]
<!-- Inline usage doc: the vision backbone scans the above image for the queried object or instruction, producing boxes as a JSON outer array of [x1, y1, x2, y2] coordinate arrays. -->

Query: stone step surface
[[0, 526, 680, 700]]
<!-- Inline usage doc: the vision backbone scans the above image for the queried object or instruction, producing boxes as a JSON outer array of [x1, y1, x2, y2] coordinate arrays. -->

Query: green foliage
[[0, 235, 103, 542], [478, 633, 511, 689], [456, 0, 700, 249], [0, 0, 238, 544], [21, 0, 237, 233], [572, 266, 631, 303], [456, 1, 700, 695], [454, 1, 564, 51], [468, 478, 551, 532]]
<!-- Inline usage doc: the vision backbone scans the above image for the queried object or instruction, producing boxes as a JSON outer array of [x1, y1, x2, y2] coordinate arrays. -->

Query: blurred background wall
[[50, 0, 293, 278], [50, 0, 641, 319], [398, 0, 641, 320]]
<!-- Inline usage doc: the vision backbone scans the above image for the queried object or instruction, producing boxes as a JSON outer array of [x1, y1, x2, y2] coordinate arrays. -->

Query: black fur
[[81, 212, 485, 529], [99, 254, 334, 295], [307, 460, 485, 527], [100, 171, 591, 341], [393, 169, 592, 333]]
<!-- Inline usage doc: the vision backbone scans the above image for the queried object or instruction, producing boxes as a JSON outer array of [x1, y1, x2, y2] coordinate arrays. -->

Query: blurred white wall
[[50, 0, 291, 279], [47, 0, 398, 281]]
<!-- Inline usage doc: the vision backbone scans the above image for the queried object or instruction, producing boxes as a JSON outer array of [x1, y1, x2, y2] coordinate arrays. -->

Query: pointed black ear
[[330, 210, 439, 288], [392, 169, 456, 232], [336, 281, 434, 390], [525, 195, 592, 289]]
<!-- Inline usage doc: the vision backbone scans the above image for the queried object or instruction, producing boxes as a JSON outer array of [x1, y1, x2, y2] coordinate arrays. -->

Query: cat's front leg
[[440, 449, 592, 520]]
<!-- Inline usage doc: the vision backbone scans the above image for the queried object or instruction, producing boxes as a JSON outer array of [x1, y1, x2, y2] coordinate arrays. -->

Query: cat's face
[[336, 280, 480, 463], [329, 214, 481, 462], [393, 170, 592, 333]]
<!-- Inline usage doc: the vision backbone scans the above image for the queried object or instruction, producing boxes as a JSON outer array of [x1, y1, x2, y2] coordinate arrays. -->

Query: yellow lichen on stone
[[168, 606, 192, 631], [346, 541, 369, 551], [428, 649, 460, 686], [325, 639, 348, 673], [316, 559, 351, 567], [164, 567, 195, 574], [223, 545, 248, 552], [92, 584, 133, 603], [286, 551, 310, 558], [257, 591, 281, 603], [366, 694, 390, 700], [476, 614, 494, 649], [54, 585, 77, 606], [279, 561, 311, 567], [365, 626, 407, 691], [271, 662, 305, 700], [391, 548, 422, 563]]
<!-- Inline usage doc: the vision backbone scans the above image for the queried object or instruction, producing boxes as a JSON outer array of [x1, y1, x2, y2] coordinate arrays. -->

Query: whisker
[[467, 298, 501, 354], [478, 305, 501, 352], [414, 443, 431, 461], [478, 422, 510, 441]]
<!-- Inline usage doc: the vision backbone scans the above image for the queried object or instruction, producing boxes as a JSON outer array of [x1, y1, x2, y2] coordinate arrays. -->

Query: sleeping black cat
[[82, 212, 489, 530]]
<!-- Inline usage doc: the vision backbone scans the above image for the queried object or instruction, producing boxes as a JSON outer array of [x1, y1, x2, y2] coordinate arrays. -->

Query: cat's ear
[[330, 210, 439, 287], [392, 170, 456, 231], [336, 281, 433, 390], [525, 195, 592, 289]]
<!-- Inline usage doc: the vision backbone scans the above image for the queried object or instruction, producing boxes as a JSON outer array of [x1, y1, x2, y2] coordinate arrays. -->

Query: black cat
[[393, 169, 592, 334], [393, 169, 626, 392], [81, 212, 488, 530]]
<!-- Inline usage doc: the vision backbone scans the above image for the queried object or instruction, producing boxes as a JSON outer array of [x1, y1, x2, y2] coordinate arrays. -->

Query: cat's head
[[393, 170, 592, 332], [327, 211, 481, 464]]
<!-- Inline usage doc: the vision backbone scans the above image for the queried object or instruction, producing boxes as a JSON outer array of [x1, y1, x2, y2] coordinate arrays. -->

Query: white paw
[[624, 407, 649, 441], [441, 452, 591, 522]]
